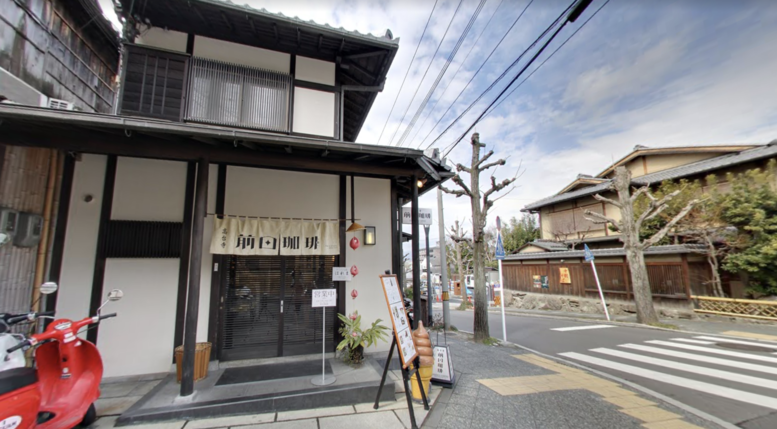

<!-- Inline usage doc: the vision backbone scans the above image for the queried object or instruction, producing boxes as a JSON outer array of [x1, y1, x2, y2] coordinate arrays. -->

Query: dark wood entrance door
[[219, 255, 337, 361]]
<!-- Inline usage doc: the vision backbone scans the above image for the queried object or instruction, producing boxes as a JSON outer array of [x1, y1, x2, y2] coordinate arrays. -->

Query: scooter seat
[[0, 367, 37, 396]]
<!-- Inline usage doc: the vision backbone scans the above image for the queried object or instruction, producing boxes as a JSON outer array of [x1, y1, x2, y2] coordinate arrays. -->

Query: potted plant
[[337, 311, 389, 364]]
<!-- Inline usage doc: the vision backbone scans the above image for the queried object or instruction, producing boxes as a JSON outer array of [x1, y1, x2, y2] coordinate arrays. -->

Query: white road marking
[[551, 325, 616, 332], [671, 338, 715, 345], [646, 340, 777, 364], [591, 348, 777, 390], [559, 352, 777, 410], [695, 336, 777, 350], [619, 343, 777, 376]]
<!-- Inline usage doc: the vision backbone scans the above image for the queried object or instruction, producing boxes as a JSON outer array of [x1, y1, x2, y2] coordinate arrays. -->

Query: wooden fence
[[503, 259, 714, 301], [691, 296, 777, 321]]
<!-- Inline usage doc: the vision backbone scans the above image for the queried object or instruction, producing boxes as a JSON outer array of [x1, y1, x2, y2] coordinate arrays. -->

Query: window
[[186, 58, 292, 132]]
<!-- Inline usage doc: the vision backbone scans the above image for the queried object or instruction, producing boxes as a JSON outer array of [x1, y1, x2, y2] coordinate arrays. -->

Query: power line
[[387, 0, 466, 146], [429, 0, 571, 151], [419, 0, 535, 150], [404, 0, 506, 148], [394, 0, 489, 148], [442, 0, 597, 159], [483, 0, 610, 120], [375, 0, 440, 145]]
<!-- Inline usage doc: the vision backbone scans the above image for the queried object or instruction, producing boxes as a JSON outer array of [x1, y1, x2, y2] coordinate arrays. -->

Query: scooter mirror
[[107, 289, 124, 301], [40, 282, 58, 295]]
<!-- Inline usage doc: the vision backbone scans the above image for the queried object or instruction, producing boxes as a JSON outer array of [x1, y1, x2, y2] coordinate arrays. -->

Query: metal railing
[[691, 295, 777, 321], [185, 57, 292, 132]]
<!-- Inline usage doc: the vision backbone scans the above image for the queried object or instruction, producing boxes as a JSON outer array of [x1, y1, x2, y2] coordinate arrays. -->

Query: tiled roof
[[523, 142, 777, 211], [518, 241, 569, 252], [631, 142, 777, 185], [202, 0, 399, 47], [504, 244, 705, 261]]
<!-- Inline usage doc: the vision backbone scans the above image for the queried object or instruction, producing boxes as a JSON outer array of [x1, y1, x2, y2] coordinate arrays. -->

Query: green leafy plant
[[457, 300, 472, 311], [403, 287, 413, 300], [337, 311, 389, 363]]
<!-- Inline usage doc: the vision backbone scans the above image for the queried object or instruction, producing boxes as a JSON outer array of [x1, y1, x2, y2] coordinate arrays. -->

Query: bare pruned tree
[[440, 133, 517, 341], [585, 167, 699, 324]]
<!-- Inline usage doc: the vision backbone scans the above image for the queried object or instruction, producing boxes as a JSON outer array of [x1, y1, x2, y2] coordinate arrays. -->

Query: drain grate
[[715, 342, 775, 353]]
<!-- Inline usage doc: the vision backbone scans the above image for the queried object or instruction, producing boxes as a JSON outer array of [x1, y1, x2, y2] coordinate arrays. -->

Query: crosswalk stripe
[[695, 336, 777, 350], [559, 352, 777, 410], [671, 338, 714, 345], [618, 343, 777, 376], [591, 348, 777, 391], [551, 325, 616, 332], [646, 340, 777, 364]]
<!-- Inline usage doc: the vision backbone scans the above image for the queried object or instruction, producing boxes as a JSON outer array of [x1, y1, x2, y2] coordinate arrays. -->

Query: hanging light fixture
[[346, 175, 365, 232]]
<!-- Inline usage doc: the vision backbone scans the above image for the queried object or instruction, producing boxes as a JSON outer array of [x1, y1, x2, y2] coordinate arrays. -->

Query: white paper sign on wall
[[401, 207, 433, 225], [332, 267, 352, 281], [312, 289, 337, 307], [431, 345, 455, 385]]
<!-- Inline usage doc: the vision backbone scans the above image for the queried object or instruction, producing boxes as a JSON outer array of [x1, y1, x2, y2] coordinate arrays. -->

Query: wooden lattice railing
[[691, 296, 777, 321]]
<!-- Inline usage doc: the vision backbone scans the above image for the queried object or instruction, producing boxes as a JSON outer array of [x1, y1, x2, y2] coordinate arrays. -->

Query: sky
[[97, 0, 777, 249]]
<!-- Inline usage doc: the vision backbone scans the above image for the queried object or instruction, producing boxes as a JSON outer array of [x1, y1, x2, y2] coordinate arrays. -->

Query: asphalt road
[[443, 307, 777, 429]]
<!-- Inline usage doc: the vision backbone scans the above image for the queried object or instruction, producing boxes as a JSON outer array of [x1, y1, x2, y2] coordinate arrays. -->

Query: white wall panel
[[345, 177, 392, 353], [136, 27, 188, 53], [295, 56, 335, 86], [98, 259, 180, 377], [193, 36, 290, 73], [57, 155, 107, 323], [292, 87, 335, 137], [112, 157, 187, 221]]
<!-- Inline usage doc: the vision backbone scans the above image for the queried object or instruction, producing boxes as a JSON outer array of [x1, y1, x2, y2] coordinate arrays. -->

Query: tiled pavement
[[422, 333, 719, 429]]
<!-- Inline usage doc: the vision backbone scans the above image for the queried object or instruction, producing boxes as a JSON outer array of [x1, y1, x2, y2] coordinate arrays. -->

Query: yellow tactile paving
[[720, 330, 777, 342], [474, 354, 702, 428], [642, 419, 706, 429], [621, 406, 682, 423]]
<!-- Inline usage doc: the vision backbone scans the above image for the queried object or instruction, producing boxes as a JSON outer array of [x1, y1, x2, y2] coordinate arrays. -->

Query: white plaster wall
[[57, 155, 106, 323], [345, 177, 392, 353], [99, 157, 187, 377], [292, 87, 335, 137], [224, 167, 338, 218], [136, 27, 188, 53], [193, 36, 290, 73], [295, 56, 335, 86]]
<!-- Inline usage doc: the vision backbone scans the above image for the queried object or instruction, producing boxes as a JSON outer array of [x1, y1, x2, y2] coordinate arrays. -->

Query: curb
[[456, 329, 736, 429]]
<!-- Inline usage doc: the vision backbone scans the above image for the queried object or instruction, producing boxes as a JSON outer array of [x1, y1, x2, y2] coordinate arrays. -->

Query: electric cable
[[418, 0, 535, 150], [387, 0, 466, 146], [375, 0, 440, 145], [394, 0, 489, 147]]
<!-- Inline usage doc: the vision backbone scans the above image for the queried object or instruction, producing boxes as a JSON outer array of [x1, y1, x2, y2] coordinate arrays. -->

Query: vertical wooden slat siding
[[0, 146, 54, 320]]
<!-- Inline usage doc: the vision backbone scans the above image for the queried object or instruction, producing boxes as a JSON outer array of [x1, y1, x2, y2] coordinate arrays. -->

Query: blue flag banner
[[584, 244, 595, 262], [495, 234, 506, 260]]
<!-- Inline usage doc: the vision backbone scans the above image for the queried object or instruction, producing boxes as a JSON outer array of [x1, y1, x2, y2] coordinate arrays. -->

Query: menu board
[[379, 275, 417, 368]]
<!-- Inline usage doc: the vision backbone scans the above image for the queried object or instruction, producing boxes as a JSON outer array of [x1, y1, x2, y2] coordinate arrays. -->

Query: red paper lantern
[[350, 236, 360, 250], [351, 289, 358, 299], [350, 265, 359, 276]]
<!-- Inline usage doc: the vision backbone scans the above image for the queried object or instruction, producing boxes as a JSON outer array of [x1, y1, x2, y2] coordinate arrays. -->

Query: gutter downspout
[[32, 150, 58, 312]]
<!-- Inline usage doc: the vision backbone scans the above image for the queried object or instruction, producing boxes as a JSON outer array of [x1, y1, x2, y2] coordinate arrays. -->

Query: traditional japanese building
[[0, 0, 451, 407]]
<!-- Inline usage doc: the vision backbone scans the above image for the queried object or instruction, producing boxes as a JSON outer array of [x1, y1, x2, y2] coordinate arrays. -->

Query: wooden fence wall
[[503, 259, 716, 301]]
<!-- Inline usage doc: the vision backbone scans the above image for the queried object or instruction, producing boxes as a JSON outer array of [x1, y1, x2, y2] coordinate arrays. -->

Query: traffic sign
[[495, 233, 506, 260], [584, 244, 595, 262]]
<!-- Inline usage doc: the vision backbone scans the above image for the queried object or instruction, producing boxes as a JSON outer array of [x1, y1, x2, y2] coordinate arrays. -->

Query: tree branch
[[642, 199, 700, 249], [473, 150, 494, 169], [592, 193, 622, 209], [440, 174, 472, 198], [629, 186, 650, 204], [480, 159, 506, 172], [439, 185, 467, 198], [456, 163, 472, 174], [584, 210, 621, 231], [634, 189, 681, 231], [483, 175, 516, 203]]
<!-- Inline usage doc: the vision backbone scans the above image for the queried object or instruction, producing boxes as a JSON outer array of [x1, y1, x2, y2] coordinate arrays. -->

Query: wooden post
[[180, 158, 209, 397], [681, 254, 691, 299], [412, 174, 421, 329]]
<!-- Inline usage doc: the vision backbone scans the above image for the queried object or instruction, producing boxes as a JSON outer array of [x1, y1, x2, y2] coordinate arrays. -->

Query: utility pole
[[424, 224, 432, 327], [437, 188, 450, 329]]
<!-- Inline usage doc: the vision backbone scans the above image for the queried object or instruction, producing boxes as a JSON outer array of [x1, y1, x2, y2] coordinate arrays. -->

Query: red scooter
[[0, 288, 123, 429]]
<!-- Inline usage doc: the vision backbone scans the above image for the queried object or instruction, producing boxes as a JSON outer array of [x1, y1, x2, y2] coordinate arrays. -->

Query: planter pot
[[348, 345, 365, 364], [174, 342, 212, 383]]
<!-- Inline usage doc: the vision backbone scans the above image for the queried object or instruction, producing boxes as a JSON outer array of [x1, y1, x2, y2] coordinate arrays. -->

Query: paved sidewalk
[[91, 366, 441, 429], [423, 333, 718, 429]]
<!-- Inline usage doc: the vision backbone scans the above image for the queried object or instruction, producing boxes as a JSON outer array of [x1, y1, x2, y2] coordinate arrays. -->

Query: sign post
[[584, 244, 610, 321], [495, 216, 507, 342], [311, 289, 337, 386]]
